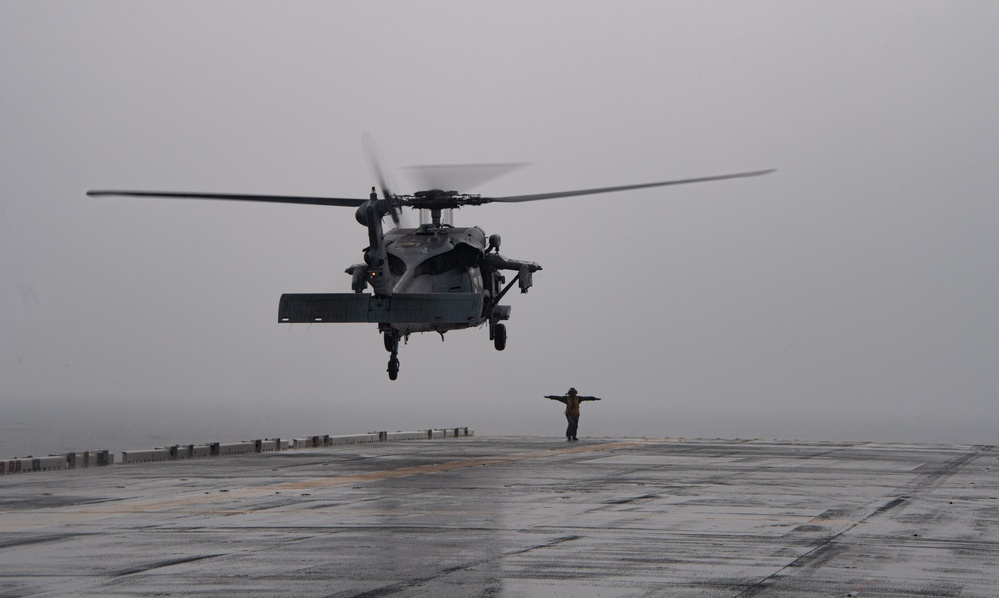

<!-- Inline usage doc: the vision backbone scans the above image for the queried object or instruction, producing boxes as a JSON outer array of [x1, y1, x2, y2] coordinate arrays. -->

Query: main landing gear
[[382, 320, 507, 380], [493, 323, 507, 351], [489, 306, 510, 352]]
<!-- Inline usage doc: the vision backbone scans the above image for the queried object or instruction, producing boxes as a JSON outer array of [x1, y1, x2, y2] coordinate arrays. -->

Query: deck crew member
[[545, 387, 601, 441]]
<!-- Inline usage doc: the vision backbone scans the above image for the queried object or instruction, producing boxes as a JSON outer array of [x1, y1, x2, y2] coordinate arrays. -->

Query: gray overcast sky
[[2, 2, 998, 453]]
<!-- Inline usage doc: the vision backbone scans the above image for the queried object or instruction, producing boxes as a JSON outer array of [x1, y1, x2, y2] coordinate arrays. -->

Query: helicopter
[[88, 140, 773, 379]]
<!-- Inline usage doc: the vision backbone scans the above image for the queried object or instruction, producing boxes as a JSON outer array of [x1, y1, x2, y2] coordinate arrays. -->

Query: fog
[[3, 2, 998, 457]]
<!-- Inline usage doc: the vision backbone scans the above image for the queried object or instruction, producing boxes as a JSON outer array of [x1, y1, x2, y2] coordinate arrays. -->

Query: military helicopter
[[89, 138, 773, 379]]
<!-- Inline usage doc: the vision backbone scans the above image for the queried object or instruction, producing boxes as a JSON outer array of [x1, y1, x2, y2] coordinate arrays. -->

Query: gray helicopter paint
[[279, 293, 483, 326]]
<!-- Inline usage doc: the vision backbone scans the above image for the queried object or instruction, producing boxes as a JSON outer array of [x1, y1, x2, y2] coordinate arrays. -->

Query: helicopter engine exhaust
[[355, 204, 369, 226]]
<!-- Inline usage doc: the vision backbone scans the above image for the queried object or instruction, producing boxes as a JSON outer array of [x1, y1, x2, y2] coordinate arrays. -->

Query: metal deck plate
[[1, 437, 996, 596]]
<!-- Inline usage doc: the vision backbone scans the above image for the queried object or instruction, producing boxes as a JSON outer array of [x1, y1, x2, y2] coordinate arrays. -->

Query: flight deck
[[2, 436, 997, 597]]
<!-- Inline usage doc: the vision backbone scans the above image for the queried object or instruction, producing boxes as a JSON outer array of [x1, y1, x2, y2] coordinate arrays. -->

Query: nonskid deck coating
[[1, 436, 997, 597]]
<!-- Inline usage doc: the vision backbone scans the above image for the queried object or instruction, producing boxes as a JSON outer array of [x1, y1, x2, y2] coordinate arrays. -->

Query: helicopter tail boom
[[278, 293, 483, 325]]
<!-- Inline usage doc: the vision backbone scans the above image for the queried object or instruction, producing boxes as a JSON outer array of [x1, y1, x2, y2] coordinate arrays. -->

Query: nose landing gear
[[384, 331, 400, 380]]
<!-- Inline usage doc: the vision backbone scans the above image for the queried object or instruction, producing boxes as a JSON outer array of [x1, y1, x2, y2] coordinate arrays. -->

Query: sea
[[4, 400, 995, 462]]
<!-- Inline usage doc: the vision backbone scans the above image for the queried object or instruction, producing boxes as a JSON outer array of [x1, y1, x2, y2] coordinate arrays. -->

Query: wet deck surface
[[2, 436, 998, 597]]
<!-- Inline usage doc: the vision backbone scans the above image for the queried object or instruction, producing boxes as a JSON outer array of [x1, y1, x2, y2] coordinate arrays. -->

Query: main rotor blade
[[482, 169, 775, 203], [86, 190, 367, 208]]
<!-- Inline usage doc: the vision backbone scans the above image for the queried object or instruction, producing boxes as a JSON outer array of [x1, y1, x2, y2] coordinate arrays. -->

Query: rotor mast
[[411, 189, 461, 229]]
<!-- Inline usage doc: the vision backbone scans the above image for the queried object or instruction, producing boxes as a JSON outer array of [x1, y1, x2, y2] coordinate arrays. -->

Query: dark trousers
[[565, 414, 579, 439]]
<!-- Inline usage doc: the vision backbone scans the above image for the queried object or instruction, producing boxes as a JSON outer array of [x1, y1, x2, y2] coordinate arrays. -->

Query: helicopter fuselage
[[275, 192, 541, 379], [377, 225, 488, 335], [288, 206, 541, 379]]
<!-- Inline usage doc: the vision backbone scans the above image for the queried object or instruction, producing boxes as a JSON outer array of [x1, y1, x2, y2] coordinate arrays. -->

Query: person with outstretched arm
[[545, 387, 601, 441]]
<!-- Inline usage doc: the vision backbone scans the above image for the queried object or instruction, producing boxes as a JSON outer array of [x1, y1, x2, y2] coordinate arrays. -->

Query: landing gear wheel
[[384, 332, 401, 379], [493, 323, 507, 351]]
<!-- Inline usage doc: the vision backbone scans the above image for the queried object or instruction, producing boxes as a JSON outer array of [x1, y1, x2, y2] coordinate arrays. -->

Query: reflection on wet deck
[[1, 436, 996, 596]]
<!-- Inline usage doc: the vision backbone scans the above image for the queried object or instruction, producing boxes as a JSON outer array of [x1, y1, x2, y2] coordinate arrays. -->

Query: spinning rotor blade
[[482, 169, 775, 203], [402, 163, 529, 192], [362, 132, 403, 226], [86, 190, 366, 207]]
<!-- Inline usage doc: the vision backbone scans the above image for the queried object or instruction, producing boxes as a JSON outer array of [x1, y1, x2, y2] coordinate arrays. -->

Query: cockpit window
[[412, 244, 482, 277], [388, 254, 406, 276]]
